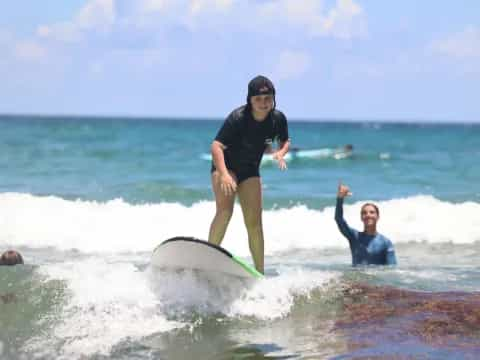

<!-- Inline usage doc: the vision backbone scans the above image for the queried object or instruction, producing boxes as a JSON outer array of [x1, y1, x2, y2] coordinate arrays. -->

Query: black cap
[[247, 75, 276, 105]]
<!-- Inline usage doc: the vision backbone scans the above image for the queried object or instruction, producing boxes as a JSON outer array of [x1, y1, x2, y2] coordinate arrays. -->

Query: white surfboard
[[200, 147, 351, 165], [151, 237, 263, 279]]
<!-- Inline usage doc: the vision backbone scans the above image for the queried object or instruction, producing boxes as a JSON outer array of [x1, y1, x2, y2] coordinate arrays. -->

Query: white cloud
[[257, 0, 366, 39], [189, 0, 234, 15], [115, 0, 234, 29], [34, 0, 235, 43], [14, 0, 366, 74], [431, 26, 480, 59], [135, 0, 173, 14], [258, 0, 323, 30], [14, 41, 47, 61], [34, 0, 365, 45], [76, 0, 115, 30], [127, 0, 233, 16], [273, 50, 311, 80], [319, 0, 366, 39], [37, 0, 115, 43]]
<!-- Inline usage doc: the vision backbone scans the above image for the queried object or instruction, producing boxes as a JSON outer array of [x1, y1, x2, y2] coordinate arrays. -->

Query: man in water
[[335, 182, 397, 266], [333, 144, 353, 159], [0, 250, 24, 266], [0, 250, 23, 304]]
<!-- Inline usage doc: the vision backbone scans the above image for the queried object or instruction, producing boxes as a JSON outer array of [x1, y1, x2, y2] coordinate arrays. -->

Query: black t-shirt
[[214, 105, 289, 171]]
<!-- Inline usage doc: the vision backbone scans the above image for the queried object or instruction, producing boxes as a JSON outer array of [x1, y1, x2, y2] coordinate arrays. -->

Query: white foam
[[1, 193, 480, 257], [29, 258, 183, 358], [147, 266, 338, 318], [149, 267, 338, 322], [392, 269, 460, 282], [27, 256, 337, 358], [227, 269, 338, 319]]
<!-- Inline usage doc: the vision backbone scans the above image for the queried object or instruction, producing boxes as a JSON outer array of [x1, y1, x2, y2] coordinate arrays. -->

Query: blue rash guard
[[335, 198, 397, 266]]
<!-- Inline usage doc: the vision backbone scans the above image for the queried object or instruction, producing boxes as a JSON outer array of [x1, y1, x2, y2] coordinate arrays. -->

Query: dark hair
[[246, 75, 276, 111], [0, 250, 24, 266], [361, 203, 379, 216]]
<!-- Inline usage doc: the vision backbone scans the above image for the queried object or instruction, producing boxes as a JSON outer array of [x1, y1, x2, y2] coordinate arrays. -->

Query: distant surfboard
[[200, 148, 351, 165], [151, 237, 263, 279]]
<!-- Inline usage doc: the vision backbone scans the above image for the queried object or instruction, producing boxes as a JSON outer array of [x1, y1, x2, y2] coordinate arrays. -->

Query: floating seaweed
[[335, 283, 480, 352]]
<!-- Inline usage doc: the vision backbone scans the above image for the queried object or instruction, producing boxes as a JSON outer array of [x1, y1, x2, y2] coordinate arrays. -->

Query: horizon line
[[0, 112, 478, 125]]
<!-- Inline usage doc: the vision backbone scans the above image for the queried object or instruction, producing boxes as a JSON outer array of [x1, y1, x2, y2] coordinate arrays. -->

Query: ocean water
[[0, 115, 479, 359]]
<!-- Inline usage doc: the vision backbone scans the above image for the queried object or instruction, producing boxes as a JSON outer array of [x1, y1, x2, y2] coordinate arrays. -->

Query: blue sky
[[1, 0, 479, 122]]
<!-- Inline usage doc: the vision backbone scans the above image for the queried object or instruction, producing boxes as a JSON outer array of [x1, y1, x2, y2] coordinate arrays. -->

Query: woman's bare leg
[[208, 171, 236, 246], [237, 177, 264, 273]]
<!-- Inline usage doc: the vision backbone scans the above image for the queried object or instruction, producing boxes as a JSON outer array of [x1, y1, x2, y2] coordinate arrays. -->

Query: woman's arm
[[335, 182, 357, 244], [271, 112, 290, 170], [272, 139, 290, 170], [211, 140, 237, 196], [276, 139, 290, 157], [335, 197, 357, 242], [385, 242, 397, 265], [211, 141, 229, 176]]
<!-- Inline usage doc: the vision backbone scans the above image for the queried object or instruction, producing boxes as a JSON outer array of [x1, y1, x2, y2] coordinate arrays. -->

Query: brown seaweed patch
[[335, 283, 480, 348]]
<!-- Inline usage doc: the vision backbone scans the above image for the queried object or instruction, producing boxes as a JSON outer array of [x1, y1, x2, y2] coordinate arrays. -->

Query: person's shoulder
[[379, 234, 394, 247], [271, 109, 287, 121], [227, 105, 248, 122]]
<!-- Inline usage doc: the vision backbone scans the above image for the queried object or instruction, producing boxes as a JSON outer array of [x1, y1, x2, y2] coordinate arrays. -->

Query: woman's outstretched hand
[[337, 180, 352, 198], [273, 152, 287, 170]]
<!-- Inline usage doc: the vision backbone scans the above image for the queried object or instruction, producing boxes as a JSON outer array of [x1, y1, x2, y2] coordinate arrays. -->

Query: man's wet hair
[[0, 250, 24, 266]]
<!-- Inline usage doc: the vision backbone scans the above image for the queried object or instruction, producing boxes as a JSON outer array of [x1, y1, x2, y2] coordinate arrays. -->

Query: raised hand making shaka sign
[[337, 180, 352, 199]]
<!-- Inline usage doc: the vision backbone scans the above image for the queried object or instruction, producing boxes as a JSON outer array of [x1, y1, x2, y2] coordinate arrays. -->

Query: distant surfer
[[343, 144, 353, 152], [208, 75, 290, 273], [340, 144, 353, 155], [0, 250, 24, 266], [335, 182, 397, 266], [333, 144, 353, 159]]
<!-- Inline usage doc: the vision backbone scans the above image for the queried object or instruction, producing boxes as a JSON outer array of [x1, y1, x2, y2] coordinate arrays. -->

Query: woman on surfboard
[[208, 75, 290, 274]]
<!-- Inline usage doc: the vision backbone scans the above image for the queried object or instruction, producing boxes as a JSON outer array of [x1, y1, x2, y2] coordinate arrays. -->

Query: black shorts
[[211, 164, 260, 185]]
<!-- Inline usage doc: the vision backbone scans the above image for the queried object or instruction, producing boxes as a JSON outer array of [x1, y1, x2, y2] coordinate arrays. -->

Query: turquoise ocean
[[1, 115, 479, 359]]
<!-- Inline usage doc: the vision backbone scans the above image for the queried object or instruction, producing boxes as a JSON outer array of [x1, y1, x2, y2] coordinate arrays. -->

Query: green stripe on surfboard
[[232, 255, 264, 278]]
